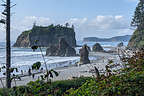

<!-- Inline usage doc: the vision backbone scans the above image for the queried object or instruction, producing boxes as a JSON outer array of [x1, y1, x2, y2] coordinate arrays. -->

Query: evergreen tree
[[131, 0, 144, 30], [72, 25, 74, 29], [65, 23, 69, 27]]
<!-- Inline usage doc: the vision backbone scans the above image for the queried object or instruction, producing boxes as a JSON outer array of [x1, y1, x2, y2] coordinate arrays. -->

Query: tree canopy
[[131, 0, 144, 30]]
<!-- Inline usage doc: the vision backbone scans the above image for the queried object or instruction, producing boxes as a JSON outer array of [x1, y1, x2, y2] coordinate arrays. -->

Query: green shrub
[[65, 50, 144, 96], [66, 71, 144, 96], [0, 77, 91, 96]]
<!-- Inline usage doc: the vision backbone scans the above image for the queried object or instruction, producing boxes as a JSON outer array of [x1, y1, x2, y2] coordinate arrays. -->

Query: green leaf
[[3, 72, 5, 75], [2, 66, 6, 69], [49, 71, 53, 78], [51, 69, 59, 77], [31, 46, 38, 51], [32, 62, 41, 70], [10, 68, 15, 73], [0, 19, 5, 24], [40, 75, 45, 80]]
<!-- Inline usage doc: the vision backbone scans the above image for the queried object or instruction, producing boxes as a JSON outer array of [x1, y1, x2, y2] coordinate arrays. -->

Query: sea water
[[0, 41, 128, 77]]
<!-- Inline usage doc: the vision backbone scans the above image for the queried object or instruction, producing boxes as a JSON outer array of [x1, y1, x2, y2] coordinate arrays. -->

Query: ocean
[[0, 41, 128, 77]]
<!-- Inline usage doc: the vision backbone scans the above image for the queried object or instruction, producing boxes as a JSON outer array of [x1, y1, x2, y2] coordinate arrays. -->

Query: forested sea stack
[[13, 24, 76, 47]]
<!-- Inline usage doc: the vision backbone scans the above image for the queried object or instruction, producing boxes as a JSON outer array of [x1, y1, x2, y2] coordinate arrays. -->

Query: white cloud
[[65, 18, 87, 26], [0, 15, 133, 42], [65, 15, 132, 40]]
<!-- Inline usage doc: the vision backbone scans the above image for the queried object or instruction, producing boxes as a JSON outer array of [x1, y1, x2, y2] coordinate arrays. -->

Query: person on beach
[[28, 68, 32, 76], [32, 74, 35, 79], [21, 70, 23, 75]]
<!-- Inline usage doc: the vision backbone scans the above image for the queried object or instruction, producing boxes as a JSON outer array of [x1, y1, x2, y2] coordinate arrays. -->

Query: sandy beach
[[0, 51, 120, 88]]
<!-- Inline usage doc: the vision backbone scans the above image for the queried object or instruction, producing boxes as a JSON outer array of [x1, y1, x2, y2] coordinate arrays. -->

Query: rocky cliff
[[128, 30, 144, 49], [13, 24, 76, 47], [46, 38, 76, 56]]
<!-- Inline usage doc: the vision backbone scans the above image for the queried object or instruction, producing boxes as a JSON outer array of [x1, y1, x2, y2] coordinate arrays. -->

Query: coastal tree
[[65, 22, 69, 27], [0, 0, 15, 88], [131, 0, 144, 31], [72, 25, 74, 29], [6, 0, 11, 88]]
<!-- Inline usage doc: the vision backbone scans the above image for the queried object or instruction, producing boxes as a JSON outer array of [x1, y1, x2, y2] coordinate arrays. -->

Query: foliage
[[1, 49, 144, 96], [21, 24, 74, 38], [128, 29, 144, 49], [0, 77, 91, 96], [128, 0, 144, 49], [32, 62, 41, 70], [0, 88, 10, 96], [131, 0, 144, 30], [22, 30, 32, 35], [31, 45, 38, 51], [65, 50, 144, 96], [66, 71, 144, 96], [31, 42, 59, 82]]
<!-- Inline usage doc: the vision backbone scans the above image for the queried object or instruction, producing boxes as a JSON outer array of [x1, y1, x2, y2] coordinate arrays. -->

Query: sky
[[0, 0, 139, 41]]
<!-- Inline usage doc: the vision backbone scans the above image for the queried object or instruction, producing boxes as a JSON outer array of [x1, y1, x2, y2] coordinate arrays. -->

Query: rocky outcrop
[[13, 24, 76, 47], [79, 45, 90, 64], [46, 45, 58, 56], [65, 47, 76, 57], [13, 31, 31, 47], [128, 30, 144, 50], [46, 38, 76, 57], [92, 43, 104, 52], [117, 42, 124, 47]]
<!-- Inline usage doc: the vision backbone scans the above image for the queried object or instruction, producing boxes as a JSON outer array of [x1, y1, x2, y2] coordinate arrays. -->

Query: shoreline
[[0, 51, 119, 88]]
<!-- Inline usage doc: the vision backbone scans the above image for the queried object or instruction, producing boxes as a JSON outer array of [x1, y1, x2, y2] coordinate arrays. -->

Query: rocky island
[[13, 24, 76, 47]]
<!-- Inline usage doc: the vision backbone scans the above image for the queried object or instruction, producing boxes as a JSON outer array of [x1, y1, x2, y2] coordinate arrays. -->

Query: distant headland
[[83, 35, 131, 42]]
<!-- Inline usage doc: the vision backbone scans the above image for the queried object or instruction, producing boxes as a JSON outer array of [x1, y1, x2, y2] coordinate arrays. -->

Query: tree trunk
[[6, 0, 11, 88]]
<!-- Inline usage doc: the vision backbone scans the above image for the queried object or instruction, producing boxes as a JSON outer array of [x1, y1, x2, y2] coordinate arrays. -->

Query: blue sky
[[0, 0, 138, 41]]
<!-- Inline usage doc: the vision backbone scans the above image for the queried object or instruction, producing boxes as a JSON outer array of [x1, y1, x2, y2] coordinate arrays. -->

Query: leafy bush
[[66, 70, 144, 96], [0, 77, 91, 96], [65, 50, 144, 96]]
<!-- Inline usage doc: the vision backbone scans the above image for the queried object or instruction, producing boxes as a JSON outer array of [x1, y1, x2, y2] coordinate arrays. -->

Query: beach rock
[[46, 38, 76, 56], [46, 45, 58, 56], [79, 45, 90, 64], [117, 42, 124, 47], [92, 43, 104, 52]]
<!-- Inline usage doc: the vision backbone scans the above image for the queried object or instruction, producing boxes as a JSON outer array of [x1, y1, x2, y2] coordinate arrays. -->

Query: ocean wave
[[0, 51, 45, 59], [12, 51, 43, 56], [13, 56, 78, 65]]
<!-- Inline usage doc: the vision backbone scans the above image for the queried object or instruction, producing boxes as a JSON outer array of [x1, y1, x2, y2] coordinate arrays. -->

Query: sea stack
[[13, 24, 76, 47], [79, 45, 90, 64], [46, 38, 76, 57], [92, 43, 104, 52], [117, 42, 124, 47]]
